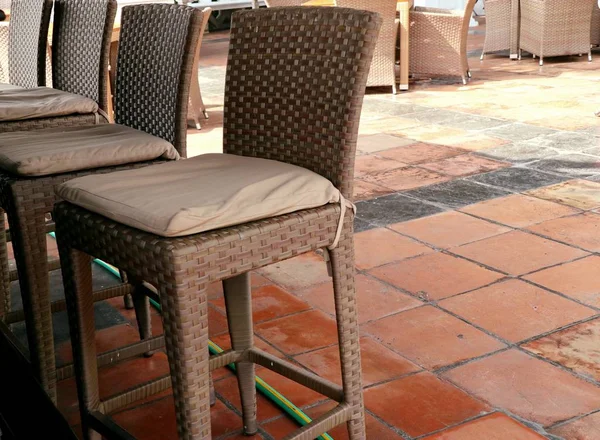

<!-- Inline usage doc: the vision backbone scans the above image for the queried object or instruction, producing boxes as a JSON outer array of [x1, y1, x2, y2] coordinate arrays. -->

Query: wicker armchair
[[480, 0, 512, 59], [0, 3, 204, 404], [337, 0, 398, 93], [409, 0, 478, 84], [592, 0, 600, 47], [519, 0, 595, 65], [54, 6, 380, 439]]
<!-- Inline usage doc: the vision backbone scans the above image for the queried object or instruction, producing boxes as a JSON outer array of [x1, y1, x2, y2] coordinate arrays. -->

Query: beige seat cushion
[[0, 87, 98, 121], [57, 153, 341, 237], [0, 83, 24, 92], [0, 124, 179, 176]]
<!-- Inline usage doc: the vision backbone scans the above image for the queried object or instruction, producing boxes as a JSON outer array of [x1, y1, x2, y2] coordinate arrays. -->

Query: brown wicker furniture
[[54, 6, 380, 439], [3, 0, 51, 88], [592, 0, 600, 46], [338, 0, 398, 94], [519, 0, 595, 66], [0, 3, 204, 404], [481, 0, 512, 59], [0, 0, 114, 133], [187, 7, 211, 129], [409, 0, 478, 84]]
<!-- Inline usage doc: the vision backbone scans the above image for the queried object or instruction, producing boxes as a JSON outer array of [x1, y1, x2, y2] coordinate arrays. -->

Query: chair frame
[[55, 6, 381, 440], [187, 7, 211, 129], [0, 3, 203, 403]]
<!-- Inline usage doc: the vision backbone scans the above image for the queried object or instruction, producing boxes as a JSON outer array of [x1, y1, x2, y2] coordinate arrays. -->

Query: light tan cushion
[[0, 124, 179, 176], [0, 83, 24, 92], [0, 87, 98, 121], [57, 153, 341, 237]]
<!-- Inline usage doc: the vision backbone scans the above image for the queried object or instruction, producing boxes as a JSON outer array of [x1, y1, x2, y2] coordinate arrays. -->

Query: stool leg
[[328, 218, 366, 439], [0, 209, 10, 319], [7, 203, 57, 402], [223, 273, 257, 435], [129, 280, 153, 357], [58, 244, 100, 440], [160, 281, 212, 440]]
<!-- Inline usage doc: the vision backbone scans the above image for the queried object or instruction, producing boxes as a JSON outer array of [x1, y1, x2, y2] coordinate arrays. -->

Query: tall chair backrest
[[52, 0, 116, 111], [265, 0, 304, 6], [7, 0, 52, 87], [223, 7, 381, 199], [114, 4, 204, 158], [336, 0, 398, 89]]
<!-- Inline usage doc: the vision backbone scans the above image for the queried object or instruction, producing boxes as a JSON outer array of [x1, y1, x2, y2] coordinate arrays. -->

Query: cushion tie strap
[[328, 193, 356, 251]]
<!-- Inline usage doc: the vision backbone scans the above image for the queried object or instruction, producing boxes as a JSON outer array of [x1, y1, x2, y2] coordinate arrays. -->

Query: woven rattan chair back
[[336, 0, 398, 93], [223, 6, 379, 199], [0, 25, 7, 83], [592, 0, 600, 46], [115, 4, 202, 157], [265, 0, 304, 6], [51, 0, 116, 111], [481, 0, 512, 57], [7, 0, 52, 87]]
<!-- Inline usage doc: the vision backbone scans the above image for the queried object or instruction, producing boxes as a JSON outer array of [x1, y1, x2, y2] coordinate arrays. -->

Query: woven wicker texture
[[520, 0, 595, 60], [337, 0, 398, 92], [0, 25, 7, 83], [591, 0, 600, 46], [7, 0, 52, 88], [52, 0, 112, 107], [115, 4, 202, 156], [265, 0, 304, 6], [481, 0, 512, 56], [56, 6, 380, 439], [409, 0, 477, 83], [0, 4, 203, 404]]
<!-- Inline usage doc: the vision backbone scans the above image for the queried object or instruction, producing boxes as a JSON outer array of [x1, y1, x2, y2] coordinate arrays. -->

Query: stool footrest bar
[[101, 375, 171, 414], [283, 404, 350, 440]]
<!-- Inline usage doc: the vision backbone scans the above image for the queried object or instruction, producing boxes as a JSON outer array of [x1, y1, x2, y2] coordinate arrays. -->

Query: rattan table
[[302, 0, 413, 91]]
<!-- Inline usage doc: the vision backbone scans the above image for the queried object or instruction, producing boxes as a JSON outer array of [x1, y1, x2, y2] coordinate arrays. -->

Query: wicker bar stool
[[0, 0, 115, 133], [338, 0, 398, 94], [0, 3, 204, 403], [480, 0, 512, 59], [519, 0, 595, 66], [409, 0, 478, 84], [54, 7, 380, 439]]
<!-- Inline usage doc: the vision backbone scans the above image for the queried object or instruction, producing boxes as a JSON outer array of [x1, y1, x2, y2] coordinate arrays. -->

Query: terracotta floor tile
[[461, 194, 580, 228], [255, 309, 338, 355], [364, 372, 489, 437], [358, 133, 416, 154], [210, 284, 310, 323], [294, 336, 420, 387], [527, 180, 600, 210], [549, 411, 600, 440], [378, 143, 465, 165], [369, 252, 504, 301], [209, 305, 229, 337], [354, 154, 405, 178], [444, 349, 600, 426], [354, 227, 433, 270], [422, 413, 547, 439], [523, 319, 600, 382], [440, 279, 594, 343], [524, 256, 600, 307], [112, 395, 243, 439], [353, 179, 394, 201], [363, 306, 505, 369], [360, 166, 450, 191], [390, 211, 511, 249], [419, 154, 509, 177], [527, 213, 600, 252], [258, 252, 330, 292], [452, 230, 588, 275], [298, 274, 422, 324]]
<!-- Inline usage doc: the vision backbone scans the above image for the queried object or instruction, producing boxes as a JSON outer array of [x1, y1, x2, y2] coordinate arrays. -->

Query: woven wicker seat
[[338, 0, 398, 94], [592, 1, 600, 47], [481, 0, 512, 59], [0, 0, 113, 134], [54, 6, 380, 439], [409, 0, 477, 84], [519, 0, 595, 66], [0, 3, 204, 404]]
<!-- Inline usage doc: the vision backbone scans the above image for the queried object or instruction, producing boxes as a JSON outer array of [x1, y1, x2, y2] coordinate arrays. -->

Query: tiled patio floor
[[10, 23, 600, 440]]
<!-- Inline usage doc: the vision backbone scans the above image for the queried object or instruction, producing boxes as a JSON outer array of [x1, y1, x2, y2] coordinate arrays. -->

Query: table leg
[[510, 0, 520, 59], [398, 2, 410, 91]]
